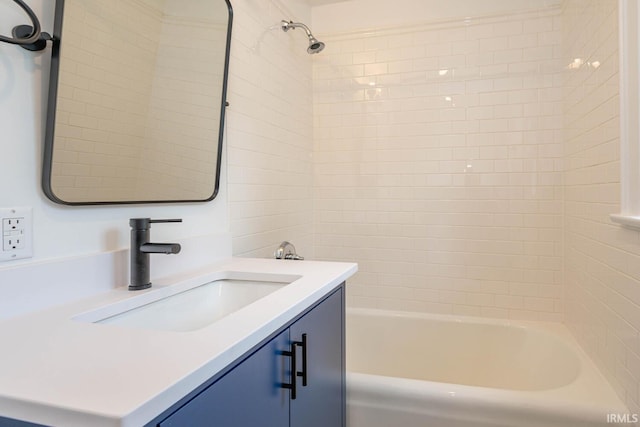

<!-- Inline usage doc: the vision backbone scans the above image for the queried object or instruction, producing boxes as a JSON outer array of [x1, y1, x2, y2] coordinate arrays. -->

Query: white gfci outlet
[[0, 207, 33, 262]]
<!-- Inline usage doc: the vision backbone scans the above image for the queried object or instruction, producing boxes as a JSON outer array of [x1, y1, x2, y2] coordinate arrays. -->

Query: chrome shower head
[[307, 37, 325, 54], [281, 20, 325, 54]]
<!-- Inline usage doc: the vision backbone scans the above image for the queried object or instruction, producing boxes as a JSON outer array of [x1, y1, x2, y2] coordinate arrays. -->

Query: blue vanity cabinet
[[290, 286, 345, 427], [156, 285, 345, 427], [159, 328, 290, 427]]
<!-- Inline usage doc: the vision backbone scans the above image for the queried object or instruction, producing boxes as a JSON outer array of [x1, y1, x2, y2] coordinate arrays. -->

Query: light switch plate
[[0, 207, 33, 262]]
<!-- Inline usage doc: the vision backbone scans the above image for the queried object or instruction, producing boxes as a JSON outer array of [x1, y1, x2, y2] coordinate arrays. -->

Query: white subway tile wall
[[563, 0, 640, 414], [227, 0, 315, 258], [312, 7, 564, 321]]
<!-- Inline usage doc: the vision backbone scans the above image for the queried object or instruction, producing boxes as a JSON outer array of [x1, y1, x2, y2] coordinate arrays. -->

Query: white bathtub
[[346, 308, 629, 427]]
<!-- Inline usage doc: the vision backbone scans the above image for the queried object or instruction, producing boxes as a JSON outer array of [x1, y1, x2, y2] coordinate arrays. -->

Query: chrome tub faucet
[[274, 241, 304, 260]]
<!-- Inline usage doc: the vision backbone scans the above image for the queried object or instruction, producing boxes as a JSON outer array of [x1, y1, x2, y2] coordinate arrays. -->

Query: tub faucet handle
[[275, 241, 304, 260]]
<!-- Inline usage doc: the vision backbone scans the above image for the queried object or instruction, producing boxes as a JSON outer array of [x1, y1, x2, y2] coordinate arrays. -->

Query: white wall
[[312, 0, 562, 34], [563, 0, 640, 415], [312, 2, 564, 320], [226, 0, 315, 259], [0, 0, 228, 268]]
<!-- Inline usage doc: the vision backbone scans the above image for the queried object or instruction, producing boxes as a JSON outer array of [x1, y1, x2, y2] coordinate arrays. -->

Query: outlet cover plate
[[0, 207, 33, 262]]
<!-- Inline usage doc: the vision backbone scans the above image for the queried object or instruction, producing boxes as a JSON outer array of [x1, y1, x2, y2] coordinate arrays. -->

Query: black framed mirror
[[43, 0, 232, 205]]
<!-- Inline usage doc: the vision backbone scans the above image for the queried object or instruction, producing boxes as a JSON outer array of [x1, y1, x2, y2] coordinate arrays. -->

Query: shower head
[[281, 20, 325, 54], [307, 37, 325, 54]]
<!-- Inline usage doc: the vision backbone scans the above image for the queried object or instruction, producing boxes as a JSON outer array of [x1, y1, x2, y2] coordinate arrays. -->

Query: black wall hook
[[11, 25, 52, 51]]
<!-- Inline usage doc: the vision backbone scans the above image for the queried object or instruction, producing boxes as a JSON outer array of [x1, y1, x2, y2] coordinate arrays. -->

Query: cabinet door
[[289, 288, 345, 427], [159, 329, 290, 427]]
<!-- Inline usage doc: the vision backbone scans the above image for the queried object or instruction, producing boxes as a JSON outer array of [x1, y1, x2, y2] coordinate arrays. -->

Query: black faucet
[[129, 218, 182, 291]]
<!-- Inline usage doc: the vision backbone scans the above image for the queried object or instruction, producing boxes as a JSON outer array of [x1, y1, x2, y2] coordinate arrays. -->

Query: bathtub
[[346, 308, 630, 427]]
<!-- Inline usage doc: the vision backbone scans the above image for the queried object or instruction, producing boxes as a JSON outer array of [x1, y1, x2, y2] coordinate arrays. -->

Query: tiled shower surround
[[312, 7, 565, 321], [563, 0, 639, 414], [307, 0, 639, 412]]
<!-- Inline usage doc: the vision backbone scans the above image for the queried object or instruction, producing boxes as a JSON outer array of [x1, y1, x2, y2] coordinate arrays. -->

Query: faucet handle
[[149, 219, 182, 224], [130, 218, 182, 229]]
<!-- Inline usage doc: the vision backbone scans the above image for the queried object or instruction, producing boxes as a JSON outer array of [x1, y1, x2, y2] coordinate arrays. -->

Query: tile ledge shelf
[[610, 214, 640, 230]]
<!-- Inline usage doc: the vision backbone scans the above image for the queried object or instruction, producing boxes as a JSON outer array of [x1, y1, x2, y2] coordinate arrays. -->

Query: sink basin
[[74, 272, 300, 332]]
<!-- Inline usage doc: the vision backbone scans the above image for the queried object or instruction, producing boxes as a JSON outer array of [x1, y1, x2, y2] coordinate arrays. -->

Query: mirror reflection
[[44, 0, 232, 204]]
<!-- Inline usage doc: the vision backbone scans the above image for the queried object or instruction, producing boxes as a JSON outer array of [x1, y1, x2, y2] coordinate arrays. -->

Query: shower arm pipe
[[281, 20, 314, 38]]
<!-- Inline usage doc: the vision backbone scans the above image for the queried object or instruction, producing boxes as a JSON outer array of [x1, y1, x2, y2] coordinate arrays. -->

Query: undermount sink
[[74, 272, 300, 332]]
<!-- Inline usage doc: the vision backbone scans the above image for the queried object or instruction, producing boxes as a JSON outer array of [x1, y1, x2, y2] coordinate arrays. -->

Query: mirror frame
[[43, 0, 233, 205]]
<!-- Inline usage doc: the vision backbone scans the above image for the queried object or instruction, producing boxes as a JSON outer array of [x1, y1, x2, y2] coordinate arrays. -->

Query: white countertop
[[0, 258, 357, 427]]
